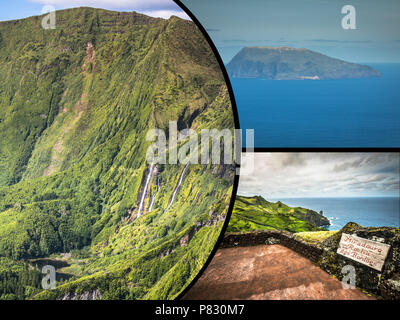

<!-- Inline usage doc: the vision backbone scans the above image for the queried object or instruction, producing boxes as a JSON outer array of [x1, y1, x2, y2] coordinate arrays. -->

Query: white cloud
[[239, 153, 400, 198], [30, 0, 177, 10], [29, 0, 191, 19], [141, 10, 190, 20]]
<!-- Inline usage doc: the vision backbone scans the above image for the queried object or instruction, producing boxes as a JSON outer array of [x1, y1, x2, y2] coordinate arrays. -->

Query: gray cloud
[[239, 153, 400, 198], [281, 153, 307, 167]]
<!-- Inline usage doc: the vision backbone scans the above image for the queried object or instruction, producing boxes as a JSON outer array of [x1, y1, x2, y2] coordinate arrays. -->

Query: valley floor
[[183, 245, 374, 300]]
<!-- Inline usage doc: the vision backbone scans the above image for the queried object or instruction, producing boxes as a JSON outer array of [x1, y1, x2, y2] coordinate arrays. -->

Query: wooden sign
[[337, 233, 391, 272]]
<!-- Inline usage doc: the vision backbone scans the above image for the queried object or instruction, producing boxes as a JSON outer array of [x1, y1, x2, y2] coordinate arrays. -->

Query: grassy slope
[[294, 231, 338, 245], [228, 195, 330, 233], [0, 8, 235, 300]]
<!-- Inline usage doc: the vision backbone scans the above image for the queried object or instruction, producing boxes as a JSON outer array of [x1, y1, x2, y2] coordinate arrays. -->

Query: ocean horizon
[[268, 197, 400, 230], [233, 63, 400, 147]]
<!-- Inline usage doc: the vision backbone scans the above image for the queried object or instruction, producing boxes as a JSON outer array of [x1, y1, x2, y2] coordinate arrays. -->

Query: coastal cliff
[[228, 195, 330, 233]]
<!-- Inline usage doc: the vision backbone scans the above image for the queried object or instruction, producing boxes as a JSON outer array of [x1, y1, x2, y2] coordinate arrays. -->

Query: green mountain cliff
[[0, 7, 235, 300]]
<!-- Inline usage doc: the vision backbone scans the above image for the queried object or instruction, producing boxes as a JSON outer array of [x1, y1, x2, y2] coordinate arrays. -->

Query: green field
[[294, 231, 338, 245]]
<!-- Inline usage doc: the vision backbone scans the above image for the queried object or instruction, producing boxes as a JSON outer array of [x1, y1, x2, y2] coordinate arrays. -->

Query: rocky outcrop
[[160, 248, 175, 258], [290, 206, 330, 228], [180, 233, 191, 247], [318, 222, 400, 300], [58, 289, 102, 300]]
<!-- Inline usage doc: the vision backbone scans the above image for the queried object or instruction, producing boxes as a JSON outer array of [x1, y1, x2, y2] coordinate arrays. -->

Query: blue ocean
[[269, 197, 400, 230], [233, 64, 400, 147]]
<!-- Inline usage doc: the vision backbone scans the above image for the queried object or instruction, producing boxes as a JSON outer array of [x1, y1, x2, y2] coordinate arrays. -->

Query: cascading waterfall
[[137, 162, 154, 217], [163, 164, 188, 213], [148, 177, 160, 212]]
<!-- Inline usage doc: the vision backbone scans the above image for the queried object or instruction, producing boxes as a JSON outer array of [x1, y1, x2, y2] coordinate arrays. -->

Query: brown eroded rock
[[183, 245, 374, 300]]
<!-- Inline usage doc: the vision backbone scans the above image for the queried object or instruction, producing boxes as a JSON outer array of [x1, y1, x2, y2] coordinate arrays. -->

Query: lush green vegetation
[[0, 8, 235, 299], [228, 195, 330, 233], [0, 258, 42, 300], [294, 231, 338, 245]]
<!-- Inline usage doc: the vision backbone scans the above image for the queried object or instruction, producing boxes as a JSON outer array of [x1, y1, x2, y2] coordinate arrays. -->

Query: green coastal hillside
[[0, 8, 235, 300], [228, 195, 330, 233]]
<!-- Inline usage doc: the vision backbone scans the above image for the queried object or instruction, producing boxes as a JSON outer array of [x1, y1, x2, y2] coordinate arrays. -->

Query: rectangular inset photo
[[183, 0, 400, 148], [184, 152, 400, 300]]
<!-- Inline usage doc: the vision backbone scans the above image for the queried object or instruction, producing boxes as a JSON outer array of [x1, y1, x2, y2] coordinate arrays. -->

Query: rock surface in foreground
[[183, 245, 373, 300]]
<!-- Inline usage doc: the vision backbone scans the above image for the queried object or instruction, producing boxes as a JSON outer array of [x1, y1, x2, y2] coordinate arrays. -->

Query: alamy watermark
[[146, 121, 254, 175], [42, 265, 56, 290], [41, 5, 56, 30], [341, 264, 356, 290], [342, 5, 356, 30]]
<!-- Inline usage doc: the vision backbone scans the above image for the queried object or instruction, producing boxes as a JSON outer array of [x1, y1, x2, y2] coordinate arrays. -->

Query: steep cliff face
[[228, 195, 330, 233], [0, 8, 235, 300], [226, 46, 381, 80]]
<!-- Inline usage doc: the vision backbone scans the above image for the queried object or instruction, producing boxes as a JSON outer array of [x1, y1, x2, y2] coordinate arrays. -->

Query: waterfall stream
[[148, 177, 160, 212], [137, 162, 154, 217], [163, 164, 188, 213]]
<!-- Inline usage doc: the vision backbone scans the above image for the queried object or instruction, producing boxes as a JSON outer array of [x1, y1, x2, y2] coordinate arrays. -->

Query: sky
[[182, 0, 400, 63], [0, 0, 190, 21], [3, 1, 399, 62], [239, 153, 400, 199]]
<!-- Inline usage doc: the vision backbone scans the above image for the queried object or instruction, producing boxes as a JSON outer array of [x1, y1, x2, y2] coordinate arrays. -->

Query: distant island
[[226, 46, 381, 80]]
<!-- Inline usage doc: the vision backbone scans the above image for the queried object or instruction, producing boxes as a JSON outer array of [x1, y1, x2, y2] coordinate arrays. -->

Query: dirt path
[[183, 244, 374, 300]]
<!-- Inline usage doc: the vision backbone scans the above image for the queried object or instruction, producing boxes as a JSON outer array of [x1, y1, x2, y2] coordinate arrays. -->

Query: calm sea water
[[269, 197, 400, 230], [233, 64, 400, 147]]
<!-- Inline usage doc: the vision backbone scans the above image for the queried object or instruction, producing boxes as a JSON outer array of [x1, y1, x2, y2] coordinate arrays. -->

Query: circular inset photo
[[0, 1, 238, 300]]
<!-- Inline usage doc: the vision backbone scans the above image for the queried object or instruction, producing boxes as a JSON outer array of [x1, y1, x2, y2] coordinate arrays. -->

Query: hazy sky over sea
[[0, 0, 190, 21], [239, 153, 400, 198], [182, 0, 400, 63]]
